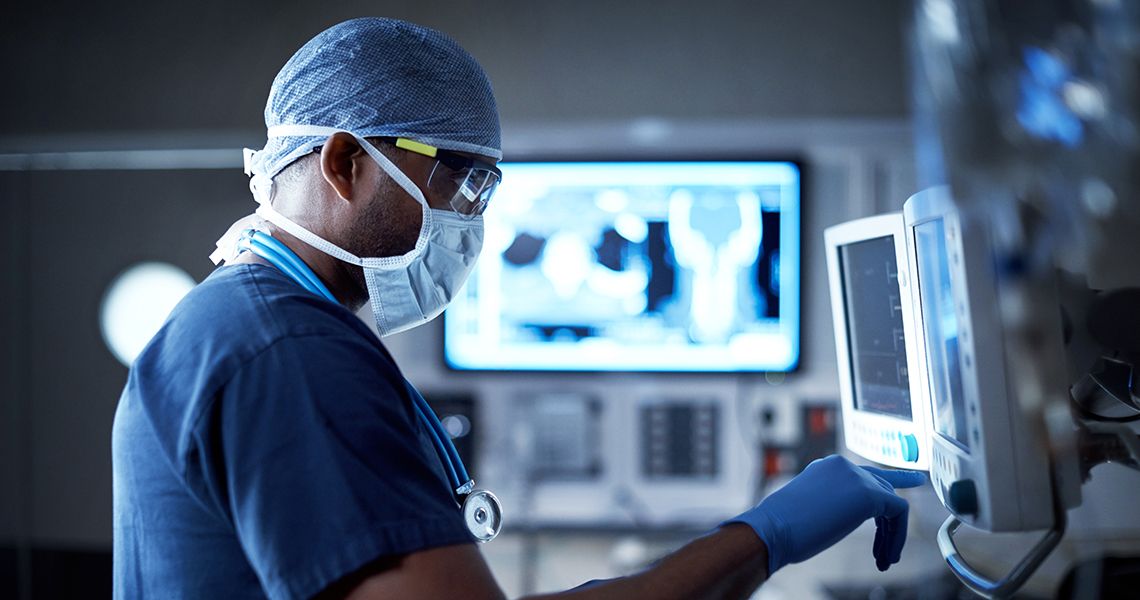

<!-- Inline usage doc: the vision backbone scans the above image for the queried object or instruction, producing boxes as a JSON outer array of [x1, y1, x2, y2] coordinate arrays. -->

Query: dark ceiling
[[2, 0, 910, 146]]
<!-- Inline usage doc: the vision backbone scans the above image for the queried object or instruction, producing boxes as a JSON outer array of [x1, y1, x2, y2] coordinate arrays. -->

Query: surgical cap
[[247, 17, 502, 181]]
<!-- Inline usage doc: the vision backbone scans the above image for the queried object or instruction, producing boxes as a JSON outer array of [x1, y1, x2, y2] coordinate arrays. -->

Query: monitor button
[[946, 479, 979, 516], [898, 433, 919, 462]]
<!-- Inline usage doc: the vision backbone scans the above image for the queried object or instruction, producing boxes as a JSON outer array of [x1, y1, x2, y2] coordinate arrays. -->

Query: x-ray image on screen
[[444, 161, 801, 372]]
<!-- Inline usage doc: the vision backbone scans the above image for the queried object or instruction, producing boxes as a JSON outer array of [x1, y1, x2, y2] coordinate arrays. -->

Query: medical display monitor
[[825, 213, 930, 470], [904, 187, 1064, 532], [444, 160, 801, 372]]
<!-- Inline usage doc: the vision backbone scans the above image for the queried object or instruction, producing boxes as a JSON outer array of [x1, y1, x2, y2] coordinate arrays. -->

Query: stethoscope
[[237, 229, 503, 542]]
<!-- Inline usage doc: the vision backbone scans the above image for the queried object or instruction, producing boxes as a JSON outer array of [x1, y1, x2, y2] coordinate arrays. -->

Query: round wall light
[[100, 262, 197, 367]]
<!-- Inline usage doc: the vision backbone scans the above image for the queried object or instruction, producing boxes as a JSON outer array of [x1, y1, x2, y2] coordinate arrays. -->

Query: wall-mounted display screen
[[444, 161, 801, 372], [838, 236, 913, 419]]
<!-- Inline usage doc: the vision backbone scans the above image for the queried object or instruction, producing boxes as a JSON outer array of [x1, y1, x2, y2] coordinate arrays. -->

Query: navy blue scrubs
[[112, 264, 470, 599]]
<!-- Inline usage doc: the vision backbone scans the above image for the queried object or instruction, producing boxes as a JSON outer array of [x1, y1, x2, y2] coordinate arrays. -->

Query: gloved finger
[[874, 525, 890, 571], [872, 492, 911, 571], [881, 506, 910, 570], [862, 466, 927, 490], [872, 516, 886, 567]]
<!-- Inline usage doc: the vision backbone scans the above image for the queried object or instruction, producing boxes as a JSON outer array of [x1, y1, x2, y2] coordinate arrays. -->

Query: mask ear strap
[[254, 124, 432, 264], [356, 140, 429, 208], [254, 203, 365, 267], [358, 137, 433, 257], [265, 125, 430, 209]]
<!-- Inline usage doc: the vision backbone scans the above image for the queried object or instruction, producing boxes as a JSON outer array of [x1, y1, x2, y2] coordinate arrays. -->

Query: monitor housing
[[903, 187, 1058, 532], [826, 213, 931, 470], [444, 160, 801, 373]]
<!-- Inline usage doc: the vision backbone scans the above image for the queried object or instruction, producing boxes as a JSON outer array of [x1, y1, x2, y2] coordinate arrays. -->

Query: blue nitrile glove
[[724, 455, 927, 575]]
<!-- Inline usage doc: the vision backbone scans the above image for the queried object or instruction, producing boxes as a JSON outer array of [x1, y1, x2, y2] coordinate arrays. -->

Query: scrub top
[[112, 264, 471, 600]]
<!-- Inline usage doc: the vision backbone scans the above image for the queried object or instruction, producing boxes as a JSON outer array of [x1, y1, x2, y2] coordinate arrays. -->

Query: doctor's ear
[[318, 132, 369, 202]]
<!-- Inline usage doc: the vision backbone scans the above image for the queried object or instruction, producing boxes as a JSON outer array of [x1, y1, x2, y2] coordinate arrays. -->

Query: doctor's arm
[[334, 455, 926, 600]]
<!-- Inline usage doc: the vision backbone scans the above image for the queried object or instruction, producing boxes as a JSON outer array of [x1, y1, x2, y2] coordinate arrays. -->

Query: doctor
[[112, 17, 925, 599]]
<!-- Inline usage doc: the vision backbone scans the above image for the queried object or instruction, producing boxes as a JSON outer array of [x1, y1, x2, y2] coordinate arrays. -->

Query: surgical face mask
[[226, 126, 485, 337]]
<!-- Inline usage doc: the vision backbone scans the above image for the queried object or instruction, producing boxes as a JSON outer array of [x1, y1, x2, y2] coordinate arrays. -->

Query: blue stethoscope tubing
[[236, 230, 472, 492], [242, 231, 334, 300], [411, 391, 468, 488]]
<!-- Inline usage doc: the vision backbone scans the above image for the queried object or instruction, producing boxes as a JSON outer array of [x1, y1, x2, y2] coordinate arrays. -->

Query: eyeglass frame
[[389, 137, 501, 218], [309, 136, 502, 217], [389, 137, 502, 180]]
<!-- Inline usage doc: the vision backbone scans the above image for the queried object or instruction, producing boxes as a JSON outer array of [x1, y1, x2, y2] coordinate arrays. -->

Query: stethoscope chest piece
[[462, 489, 502, 542]]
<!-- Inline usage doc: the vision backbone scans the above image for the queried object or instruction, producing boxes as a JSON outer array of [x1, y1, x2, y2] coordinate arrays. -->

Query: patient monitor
[[831, 190, 1078, 530], [825, 213, 931, 470], [825, 179, 1140, 597], [904, 187, 1072, 533], [829, 188, 1094, 596], [879, 0, 1140, 594]]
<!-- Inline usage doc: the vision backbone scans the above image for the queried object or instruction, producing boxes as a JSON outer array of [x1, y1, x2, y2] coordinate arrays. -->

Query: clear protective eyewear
[[393, 138, 501, 219]]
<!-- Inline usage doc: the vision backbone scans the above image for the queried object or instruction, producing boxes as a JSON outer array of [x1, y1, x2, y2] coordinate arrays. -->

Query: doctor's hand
[[725, 454, 927, 576]]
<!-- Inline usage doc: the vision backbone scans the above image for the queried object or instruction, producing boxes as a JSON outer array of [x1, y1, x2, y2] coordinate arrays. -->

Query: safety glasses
[[392, 138, 501, 218]]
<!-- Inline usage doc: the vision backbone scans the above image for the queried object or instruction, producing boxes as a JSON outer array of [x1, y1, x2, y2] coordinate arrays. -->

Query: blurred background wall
[[0, 1, 934, 598]]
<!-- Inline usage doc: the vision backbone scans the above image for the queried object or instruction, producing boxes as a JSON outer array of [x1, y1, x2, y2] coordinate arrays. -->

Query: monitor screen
[[914, 218, 970, 450], [838, 236, 913, 419], [444, 161, 801, 372]]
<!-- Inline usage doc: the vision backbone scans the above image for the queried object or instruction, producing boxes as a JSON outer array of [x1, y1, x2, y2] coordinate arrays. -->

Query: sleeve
[[189, 332, 473, 600]]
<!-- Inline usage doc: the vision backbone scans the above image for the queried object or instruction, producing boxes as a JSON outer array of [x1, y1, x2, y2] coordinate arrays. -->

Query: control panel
[[845, 421, 921, 465], [640, 401, 720, 479]]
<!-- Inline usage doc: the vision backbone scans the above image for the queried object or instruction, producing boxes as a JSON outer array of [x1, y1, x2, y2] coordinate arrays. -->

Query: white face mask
[[216, 126, 484, 337]]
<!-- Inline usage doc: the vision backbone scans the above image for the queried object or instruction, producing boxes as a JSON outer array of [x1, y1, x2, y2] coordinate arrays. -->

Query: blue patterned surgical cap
[[246, 17, 502, 180]]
